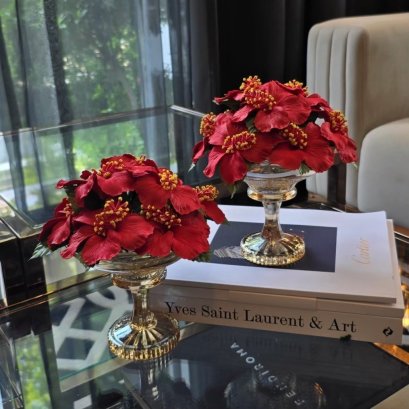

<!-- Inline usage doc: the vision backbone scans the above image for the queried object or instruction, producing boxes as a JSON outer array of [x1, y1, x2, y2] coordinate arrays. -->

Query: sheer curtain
[[0, 0, 174, 219]]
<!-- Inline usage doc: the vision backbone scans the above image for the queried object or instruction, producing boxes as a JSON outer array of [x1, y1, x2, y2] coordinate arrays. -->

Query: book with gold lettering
[[150, 206, 404, 344]]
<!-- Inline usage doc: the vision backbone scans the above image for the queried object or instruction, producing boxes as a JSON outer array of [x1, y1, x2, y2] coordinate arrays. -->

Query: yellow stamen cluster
[[62, 201, 73, 217], [329, 110, 348, 134], [159, 169, 178, 191], [93, 197, 130, 236], [240, 75, 262, 92], [200, 113, 217, 138], [281, 123, 308, 149], [141, 205, 182, 229], [195, 185, 219, 202], [97, 159, 124, 179], [240, 76, 275, 111], [285, 79, 309, 95], [222, 131, 256, 154], [135, 155, 148, 165], [244, 89, 276, 111]]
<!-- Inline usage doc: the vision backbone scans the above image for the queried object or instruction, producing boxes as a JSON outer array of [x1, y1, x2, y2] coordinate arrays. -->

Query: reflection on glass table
[[1, 276, 409, 409], [0, 106, 209, 308]]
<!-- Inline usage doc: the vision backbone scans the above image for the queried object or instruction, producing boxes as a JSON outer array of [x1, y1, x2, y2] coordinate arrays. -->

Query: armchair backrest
[[306, 13, 409, 207]]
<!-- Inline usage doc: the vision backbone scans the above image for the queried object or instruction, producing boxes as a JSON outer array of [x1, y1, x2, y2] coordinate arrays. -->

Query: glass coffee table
[[1, 271, 409, 409]]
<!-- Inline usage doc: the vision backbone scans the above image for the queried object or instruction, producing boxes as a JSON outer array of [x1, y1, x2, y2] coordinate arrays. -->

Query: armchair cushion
[[358, 118, 409, 229]]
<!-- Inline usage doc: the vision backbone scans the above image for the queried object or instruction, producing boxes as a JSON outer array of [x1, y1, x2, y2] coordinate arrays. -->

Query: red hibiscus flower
[[139, 205, 210, 260], [195, 185, 227, 224], [268, 122, 334, 172], [74, 154, 158, 205], [203, 113, 276, 184], [192, 113, 217, 163], [134, 168, 200, 215], [60, 197, 154, 266], [74, 156, 134, 204], [278, 79, 309, 96], [39, 198, 73, 248], [320, 110, 357, 163], [232, 77, 311, 132]]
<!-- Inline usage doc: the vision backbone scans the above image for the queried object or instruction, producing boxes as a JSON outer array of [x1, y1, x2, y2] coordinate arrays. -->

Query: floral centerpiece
[[34, 153, 226, 361], [192, 76, 357, 267], [192, 75, 357, 186], [34, 153, 226, 266]]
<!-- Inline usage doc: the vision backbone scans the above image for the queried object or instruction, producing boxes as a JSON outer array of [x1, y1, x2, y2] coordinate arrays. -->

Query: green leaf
[[245, 117, 256, 133], [299, 163, 311, 175], [30, 242, 53, 259], [194, 251, 211, 262], [227, 183, 238, 199]]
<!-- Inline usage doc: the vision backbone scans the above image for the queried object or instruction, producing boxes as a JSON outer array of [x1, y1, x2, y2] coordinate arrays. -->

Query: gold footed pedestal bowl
[[98, 253, 180, 361], [240, 162, 315, 266]]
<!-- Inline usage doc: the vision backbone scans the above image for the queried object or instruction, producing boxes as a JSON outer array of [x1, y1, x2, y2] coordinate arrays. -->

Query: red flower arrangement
[[192, 76, 357, 185], [34, 154, 226, 267]]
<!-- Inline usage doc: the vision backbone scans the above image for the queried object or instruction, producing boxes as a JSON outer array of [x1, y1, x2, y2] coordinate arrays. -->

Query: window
[[0, 0, 219, 223]]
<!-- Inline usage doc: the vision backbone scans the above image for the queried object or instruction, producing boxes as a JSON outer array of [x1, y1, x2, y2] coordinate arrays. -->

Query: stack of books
[[151, 205, 404, 344]]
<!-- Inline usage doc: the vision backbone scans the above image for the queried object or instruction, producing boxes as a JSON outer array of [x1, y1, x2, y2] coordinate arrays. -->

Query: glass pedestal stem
[[131, 288, 157, 329], [239, 162, 314, 266], [261, 199, 284, 243]]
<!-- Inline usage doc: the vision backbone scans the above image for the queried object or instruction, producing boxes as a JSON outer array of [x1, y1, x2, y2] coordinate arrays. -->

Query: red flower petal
[[219, 153, 248, 184], [73, 209, 97, 226], [203, 147, 226, 178], [75, 174, 95, 204], [81, 235, 121, 266], [135, 175, 169, 208], [214, 89, 243, 104], [241, 133, 274, 163], [321, 122, 357, 164], [268, 144, 305, 170], [268, 123, 334, 172], [253, 82, 311, 132], [96, 172, 134, 196], [141, 229, 173, 258], [201, 201, 227, 224], [130, 164, 159, 176], [47, 218, 71, 246], [254, 109, 290, 131], [56, 178, 86, 189], [170, 185, 201, 215], [278, 94, 311, 124], [109, 215, 154, 251], [60, 225, 94, 259], [172, 215, 210, 259], [208, 122, 231, 146], [232, 105, 253, 122], [338, 137, 357, 163], [192, 140, 207, 163]]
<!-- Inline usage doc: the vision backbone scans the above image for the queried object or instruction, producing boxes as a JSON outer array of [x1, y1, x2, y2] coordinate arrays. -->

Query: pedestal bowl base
[[108, 312, 180, 361], [240, 232, 305, 266]]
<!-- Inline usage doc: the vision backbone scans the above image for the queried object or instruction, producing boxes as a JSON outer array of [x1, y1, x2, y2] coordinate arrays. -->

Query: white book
[[151, 220, 404, 344], [166, 205, 398, 304]]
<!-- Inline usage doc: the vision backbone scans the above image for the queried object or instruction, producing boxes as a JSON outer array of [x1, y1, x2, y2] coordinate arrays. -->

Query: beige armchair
[[306, 13, 409, 228]]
